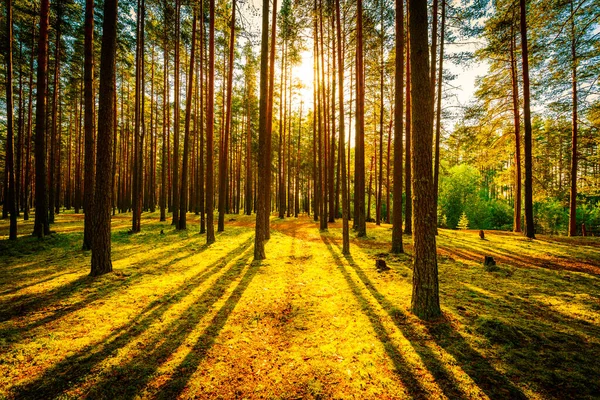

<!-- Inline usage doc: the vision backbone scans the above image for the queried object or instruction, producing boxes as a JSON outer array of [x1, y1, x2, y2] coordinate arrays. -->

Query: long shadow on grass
[[0, 237, 209, 343], [325, 235, 528, 400], [84, 245, 257, 399], [447, 283, 600, 398], [9, 236, 254, 400], [154, 260, 262, 399], [320, 235, 431, 399]]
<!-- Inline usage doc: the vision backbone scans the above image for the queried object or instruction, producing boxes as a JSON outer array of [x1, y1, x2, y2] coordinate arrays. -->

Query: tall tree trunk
[[335, 0, 349, 254], [313, 6, 320, 223], [90, 0, 118, 276], [404, 33, 412, 235], [254, 0, 273, 260], [179, 8, 197, 230], [206, 0, 216, 244], [245, 86, 252, 215], [218, 0, 236, 231], [24, 20, 35, 221], [49, 13, 61, 225], [171, 0, 181, 226], [4, 0, 17, 239], [391, 0, 404, 253], [409, 0, 440, 320], [33, 0, 50, 238], [510, 29, 521, 233], [278, 40, 287, 219], [16, 43, 24, 217], [568, 0, 578, 236], [132, 0, 145, 233], [295, 103, 303, 218], [263, 0, 278, 239], [199, 3, 205, 233], [433, 0, 445, 230], [519, 0, 535, 239], [355, 0, 366, 237], [160, 2, 168, 222], [83, 0, 95, 248]]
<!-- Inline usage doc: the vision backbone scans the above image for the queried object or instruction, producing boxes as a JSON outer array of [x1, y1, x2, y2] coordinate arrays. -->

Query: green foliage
[[457, 212, 469, 230]]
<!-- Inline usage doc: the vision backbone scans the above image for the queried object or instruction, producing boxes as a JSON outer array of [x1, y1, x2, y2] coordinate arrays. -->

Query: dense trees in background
[[1, 0, 599, 308]]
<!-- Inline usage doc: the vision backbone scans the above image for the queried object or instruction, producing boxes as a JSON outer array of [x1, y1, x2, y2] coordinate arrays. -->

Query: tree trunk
[[171, 0, 181, 226], [254, 0, 274, 260], [355, 0, 366, 237], [409, 0, 441, 320], [33, 0, 50, 238], [178, 8, 197, 230], [24, 20, 35, 221], [568, 0, 578, 236], [82, 0, 95, 248], [335, 0, 349, 254], [519, 0, 535, 239], [391, 0, 404, 254], [205, 0, 216, 244], [90, 0, 118, 276], [404, 33, 412, 235], [433, 0, 445, 231], [49, 13, 61, 225], [510, 29, 521, 233], [160, 2, 168, 222], [4, 0, 17, 239], [218, 0, 236, 231]]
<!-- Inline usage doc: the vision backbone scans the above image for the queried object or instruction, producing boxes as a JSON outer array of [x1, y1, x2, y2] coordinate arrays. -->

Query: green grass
[[1, 212, 599, 399]]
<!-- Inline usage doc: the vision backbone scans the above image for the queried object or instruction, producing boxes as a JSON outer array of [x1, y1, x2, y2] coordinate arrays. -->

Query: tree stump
[[479, 230, 485, 240], [484, 256, 496, 267], [582, 223, 587, 237], [376, 259, 390, 272]]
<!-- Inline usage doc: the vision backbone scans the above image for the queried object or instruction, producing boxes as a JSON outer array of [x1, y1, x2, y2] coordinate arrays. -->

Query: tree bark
[[568, 0, 578, 236], [49, 11, 61, 225], [433, 0, 445, 231], [206, 0, 216, 244], [409, 0, 441, 320], [218, 0, 236, 232], [4, 0, 17, 239], [178, 8, 197, 230], [391, 0, 404, 254], [404, 32, 412, 235], [519, 0, 535, 239], [171, 0, 181, 226], [254, 0, 273, 260], [33, 0, 50, 238], [90, 0, 118, 276], [335, 0, 349, 254], [355, 0, 366, 237], [510, 28, 522, 233]]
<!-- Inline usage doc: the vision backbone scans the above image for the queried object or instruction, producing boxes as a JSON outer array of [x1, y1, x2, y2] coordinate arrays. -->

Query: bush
[[485, 200, 513, 230], [534, 199, 567, 235]]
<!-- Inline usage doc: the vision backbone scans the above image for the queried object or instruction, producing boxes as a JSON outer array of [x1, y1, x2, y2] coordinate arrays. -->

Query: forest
[[1, 0, 600, 397]]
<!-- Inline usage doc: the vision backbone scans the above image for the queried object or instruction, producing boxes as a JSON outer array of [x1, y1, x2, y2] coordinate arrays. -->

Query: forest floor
[[1, 212, 600, 399]]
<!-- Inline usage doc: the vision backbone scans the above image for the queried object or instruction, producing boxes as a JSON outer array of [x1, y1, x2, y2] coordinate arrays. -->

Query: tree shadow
[[446, 280, 600, 398], [0, 239, 211, 343], [9, 236, 254, 399], [320, 234, 431, 399], [154, 260, 262, 399], [322, 235, 527, 400]]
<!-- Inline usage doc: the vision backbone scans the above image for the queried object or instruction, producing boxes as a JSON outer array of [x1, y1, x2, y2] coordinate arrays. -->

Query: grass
[[1, 212, 599, 399]]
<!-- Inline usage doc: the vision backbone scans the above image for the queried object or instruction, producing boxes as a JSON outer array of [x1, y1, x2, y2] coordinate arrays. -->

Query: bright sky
[[238, 0, 489, 132]]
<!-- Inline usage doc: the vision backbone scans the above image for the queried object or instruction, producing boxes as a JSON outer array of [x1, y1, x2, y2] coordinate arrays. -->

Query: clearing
[[1, 213, 599, 399]]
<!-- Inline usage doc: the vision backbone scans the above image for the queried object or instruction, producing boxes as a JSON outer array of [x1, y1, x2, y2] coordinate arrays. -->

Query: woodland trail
[[1, 213, 600, 399]]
